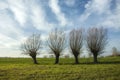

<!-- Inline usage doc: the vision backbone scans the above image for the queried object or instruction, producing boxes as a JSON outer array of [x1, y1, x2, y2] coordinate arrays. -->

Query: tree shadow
[[80, 61, 120, 65], [97, 61, 120, 64], [58, 61, 120, 65]]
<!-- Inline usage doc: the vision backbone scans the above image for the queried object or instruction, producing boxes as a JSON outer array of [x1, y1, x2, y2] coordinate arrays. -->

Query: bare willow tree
[[21, 34, 42, 64], [69, 28, 83, 64], [87, 27, 107, 63], [47, 29, 66, 64]]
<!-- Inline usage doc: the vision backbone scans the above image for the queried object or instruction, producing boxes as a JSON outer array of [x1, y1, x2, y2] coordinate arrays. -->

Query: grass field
[[0, 57, 120, 80]]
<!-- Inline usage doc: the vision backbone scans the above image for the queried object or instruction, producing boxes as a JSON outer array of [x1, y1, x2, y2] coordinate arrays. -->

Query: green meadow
[[0, 57, 120, 80]]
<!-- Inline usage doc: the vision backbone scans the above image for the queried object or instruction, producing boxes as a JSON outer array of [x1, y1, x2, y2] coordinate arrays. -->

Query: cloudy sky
[[0, 0, 120, 57]]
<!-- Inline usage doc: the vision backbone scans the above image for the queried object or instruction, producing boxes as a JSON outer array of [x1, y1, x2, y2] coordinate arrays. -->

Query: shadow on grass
[[35, 61, 120, 65], [57, 61, 120, 65], [97, 61, 120, 64]]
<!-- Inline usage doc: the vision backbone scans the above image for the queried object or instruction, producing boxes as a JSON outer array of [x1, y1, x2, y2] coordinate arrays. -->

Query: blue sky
[[0, 0, 120, 57]]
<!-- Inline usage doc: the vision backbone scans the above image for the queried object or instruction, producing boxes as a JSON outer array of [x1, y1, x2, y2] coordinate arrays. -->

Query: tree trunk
[[74, 55, 79, 64], [93, 54, 98, 63], [55, 54, 59, 64], [31, 56, 38, 64]]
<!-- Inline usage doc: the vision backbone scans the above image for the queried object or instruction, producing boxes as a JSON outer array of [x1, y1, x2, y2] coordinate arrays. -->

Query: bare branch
[[47, 28, 66, 64], [69, 28, 83, 64], [86, 27, 108, 63], [21, 33, 42, 64]]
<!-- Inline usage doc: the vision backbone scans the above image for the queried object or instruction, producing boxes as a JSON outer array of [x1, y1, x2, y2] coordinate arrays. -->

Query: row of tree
[[21, 27, 108, 64]]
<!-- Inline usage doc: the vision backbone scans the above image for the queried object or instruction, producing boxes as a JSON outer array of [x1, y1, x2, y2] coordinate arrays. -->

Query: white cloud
[[0, 33, 26, 57], [80, 0, 120, 29], [79, 0, 120, 29], [102, 15, 120, 29], [79, 12, 91, 23], [0, 0, 56, 57], [85, 0, 111, 14], [7, 0, 54, 31], [0, 1, 8, 10], [102, 0, 120, 28], [0, 0, 27, 57], [31, 3, 54, 31], [0, 48, 22, 57], [7, 0, 27, 26], [79, 0, 111, 23], [41, 34, 48, 41], [64, 0, 75, 7], [49, 0, 68, 26], [0, 10, 23, 38], [0, 33, 18, 49], [0, 0, 119, 57]]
